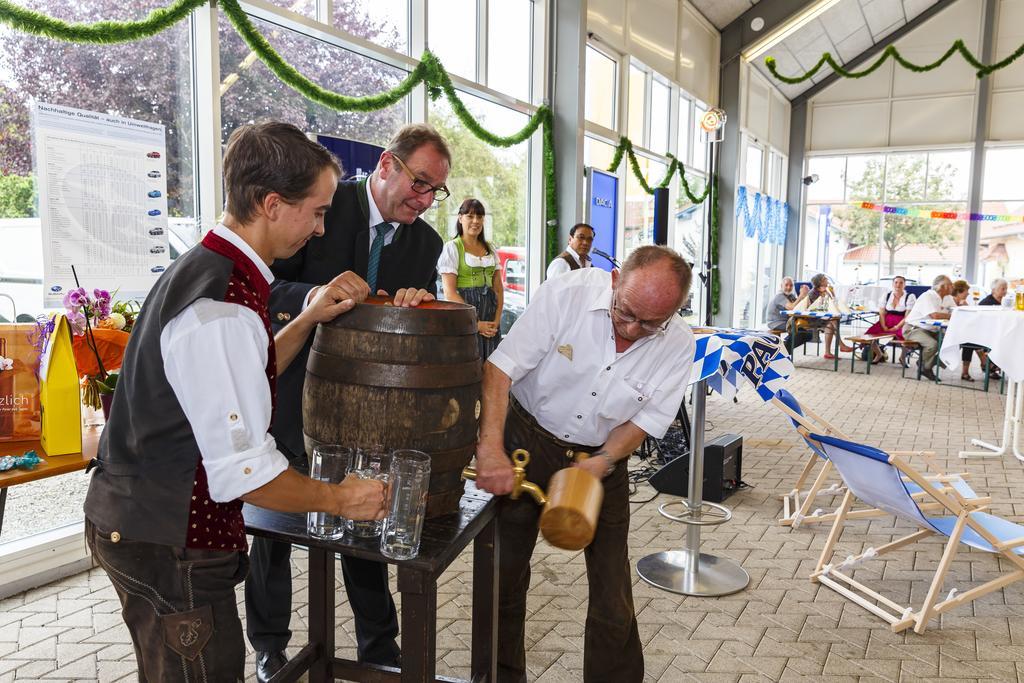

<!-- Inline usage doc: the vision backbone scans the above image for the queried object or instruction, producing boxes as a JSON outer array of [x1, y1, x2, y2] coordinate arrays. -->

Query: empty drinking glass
[[346, 446, 392, 538], [307, 444, 351, 540], [380, 450, 431, 560]]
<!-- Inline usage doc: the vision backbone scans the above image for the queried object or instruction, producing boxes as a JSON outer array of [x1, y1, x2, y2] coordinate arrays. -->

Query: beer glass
[[380, 450, 431, 560], [346, 446, 392, 538], [307, 444, 351, 540]]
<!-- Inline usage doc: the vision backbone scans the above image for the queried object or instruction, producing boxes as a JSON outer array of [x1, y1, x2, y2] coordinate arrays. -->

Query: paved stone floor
[[2, 354, 1023, 681]]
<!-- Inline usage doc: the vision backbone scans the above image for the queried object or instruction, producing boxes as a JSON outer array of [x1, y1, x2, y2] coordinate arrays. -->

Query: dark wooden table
[[0, 427, 100, 536], [243, 485, 498, 683]]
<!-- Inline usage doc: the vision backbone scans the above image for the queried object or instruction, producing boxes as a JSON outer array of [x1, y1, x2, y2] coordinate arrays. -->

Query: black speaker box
[[648, 433, 743, 503]]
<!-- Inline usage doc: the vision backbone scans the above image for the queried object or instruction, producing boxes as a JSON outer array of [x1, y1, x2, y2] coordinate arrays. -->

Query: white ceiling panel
[[835, 26, 874, 62], [862, 0, 907, 39], [820, 0, 869, 44], [688, 0, 754, 30], [747, 0, 945, 99]]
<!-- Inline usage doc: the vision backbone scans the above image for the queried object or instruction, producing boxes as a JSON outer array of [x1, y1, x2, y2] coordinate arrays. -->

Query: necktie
[[367, 222, 394, 292], [580, 255, 588, 268]]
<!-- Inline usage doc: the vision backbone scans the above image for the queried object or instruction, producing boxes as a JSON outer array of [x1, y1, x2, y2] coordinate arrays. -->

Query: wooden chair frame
[[806, 435, 1021, 634], [771, 392, 977, 528]]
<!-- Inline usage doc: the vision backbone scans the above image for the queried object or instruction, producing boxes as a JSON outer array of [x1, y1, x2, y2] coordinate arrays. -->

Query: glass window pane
[[884, 153, 926, 202], [335, 0, 408, 54], [263, 0, 316, 17], [623, 156, 664, 256], [674, 172, 706, 325], [979, 199, 1023, 289], [981, 147, 1024, 287], [428, 0, 477, 81], [0, 2, 195, 322], [806, 156, 845, 202], [585, 47, 617, 129], [745, 144, 763, 190], [0, 0, 195, 542], [692, 102, 708, 172], [649, 79, 671, 153], [488, 0, 531, 101], [734, 232, 758, 327], [926, 150, 970, 201], [584, 136, 618, 171], [425, 93, 530, 329], [677, 96, 690, 163], [983, 147, 1024, 201], [219, 13, 408, 150], [845, 154, 885, 202], [871, 209, 965, 282], [627, 65, 646, 143]]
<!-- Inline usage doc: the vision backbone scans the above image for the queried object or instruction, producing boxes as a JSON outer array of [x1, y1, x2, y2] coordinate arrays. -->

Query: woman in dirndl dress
[[438, 198, 504, 361]]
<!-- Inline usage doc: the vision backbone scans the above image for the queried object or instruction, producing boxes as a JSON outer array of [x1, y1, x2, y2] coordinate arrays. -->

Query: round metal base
[[636, 550, 749, 597]]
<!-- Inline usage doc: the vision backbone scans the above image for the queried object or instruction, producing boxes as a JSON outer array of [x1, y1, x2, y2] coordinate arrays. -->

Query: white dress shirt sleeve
[[545, 257, 570, 280], [437, 240, 460, 275], [487, 278, 561, 382], [161, 299, 289, 503]]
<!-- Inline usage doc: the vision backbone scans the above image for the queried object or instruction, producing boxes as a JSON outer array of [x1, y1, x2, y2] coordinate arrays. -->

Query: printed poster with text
[[33, 102, 170, 307]]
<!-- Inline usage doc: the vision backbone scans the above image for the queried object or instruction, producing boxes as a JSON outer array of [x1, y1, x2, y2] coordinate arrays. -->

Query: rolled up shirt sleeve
[[161, 300, 289, 502]]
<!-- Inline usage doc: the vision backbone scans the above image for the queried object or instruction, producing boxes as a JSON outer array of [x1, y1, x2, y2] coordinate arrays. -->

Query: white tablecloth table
[[939, 307, 1024, 459]]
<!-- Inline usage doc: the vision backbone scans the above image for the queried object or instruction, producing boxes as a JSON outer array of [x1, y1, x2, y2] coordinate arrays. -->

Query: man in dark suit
[[246, 123, 452, 681]]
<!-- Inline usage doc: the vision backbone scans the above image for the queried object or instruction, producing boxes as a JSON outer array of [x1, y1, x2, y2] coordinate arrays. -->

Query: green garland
[[0, 0, 203, 43], [607, 137, 711, 204], [765, 38, 1024, 84], [605, 136, 719, 314], [0, 0, 560, 260]]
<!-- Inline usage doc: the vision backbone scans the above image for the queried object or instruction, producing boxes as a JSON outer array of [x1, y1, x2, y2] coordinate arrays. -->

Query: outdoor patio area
[[2, 361, 1021, 682]]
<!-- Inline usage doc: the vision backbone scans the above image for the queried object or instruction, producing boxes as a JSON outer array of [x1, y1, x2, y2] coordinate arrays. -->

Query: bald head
[[618, 246, 692, 308]]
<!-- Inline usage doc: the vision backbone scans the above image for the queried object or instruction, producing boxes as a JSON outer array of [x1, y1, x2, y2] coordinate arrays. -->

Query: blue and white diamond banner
[[690, 327, 793, 402]]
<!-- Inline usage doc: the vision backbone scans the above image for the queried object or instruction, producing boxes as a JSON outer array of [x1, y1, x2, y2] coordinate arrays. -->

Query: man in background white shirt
[[904, 274, 954, 381], [475, 245, 696, 683], [545, 222, 595, 278]]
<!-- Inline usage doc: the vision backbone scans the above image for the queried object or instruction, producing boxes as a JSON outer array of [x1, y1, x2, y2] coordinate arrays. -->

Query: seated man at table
[[766, 276, 811, 353], [473, 245, 696, 683], [83, 122, 387, 682], [903, 274, 954, 381]]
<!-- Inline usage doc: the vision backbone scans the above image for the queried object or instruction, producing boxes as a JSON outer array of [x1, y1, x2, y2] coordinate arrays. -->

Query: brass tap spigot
[[462, 448, 547, 505]]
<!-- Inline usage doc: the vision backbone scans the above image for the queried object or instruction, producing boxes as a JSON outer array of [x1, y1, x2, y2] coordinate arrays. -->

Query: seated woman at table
[[863, 274, 916, 364], [980, 278, 1008, 306], [794, 273, 853, 359], [766, 276, 812, 353], [952, 279, 998, 382]]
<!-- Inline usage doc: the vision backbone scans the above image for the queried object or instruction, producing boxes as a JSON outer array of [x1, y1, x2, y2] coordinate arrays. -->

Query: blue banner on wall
[[736, 185, 789, 246], [586, 167, 619, 272], [315, 134, 384, 180]]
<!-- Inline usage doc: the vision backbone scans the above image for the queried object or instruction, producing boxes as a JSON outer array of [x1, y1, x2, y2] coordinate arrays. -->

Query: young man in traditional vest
[[545, 222, 595, 279], [84, 121, 387, 682]]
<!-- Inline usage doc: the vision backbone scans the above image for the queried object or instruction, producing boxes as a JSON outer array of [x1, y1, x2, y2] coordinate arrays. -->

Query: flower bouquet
[[39, 288, 137, 415]]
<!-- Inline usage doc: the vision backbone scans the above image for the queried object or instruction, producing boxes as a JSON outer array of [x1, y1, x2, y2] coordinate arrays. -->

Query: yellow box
[[39, 315, 82, 456]]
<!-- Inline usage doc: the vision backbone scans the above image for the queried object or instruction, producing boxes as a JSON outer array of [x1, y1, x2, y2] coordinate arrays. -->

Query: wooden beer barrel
[[303, 296, 481, 517]]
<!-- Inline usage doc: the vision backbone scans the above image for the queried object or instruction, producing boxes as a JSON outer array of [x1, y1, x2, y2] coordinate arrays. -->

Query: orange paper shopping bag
[[0, 323, 43, 442]]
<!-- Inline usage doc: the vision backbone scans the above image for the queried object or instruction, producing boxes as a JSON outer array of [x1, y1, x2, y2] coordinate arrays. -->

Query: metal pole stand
[[637, 379, 749, 596], [959, 380, 1024, 460]]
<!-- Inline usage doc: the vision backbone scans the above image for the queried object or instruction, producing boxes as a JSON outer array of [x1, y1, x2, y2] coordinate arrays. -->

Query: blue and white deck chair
[[806, 432, 1013, 634], [771, 389, 974, 528]]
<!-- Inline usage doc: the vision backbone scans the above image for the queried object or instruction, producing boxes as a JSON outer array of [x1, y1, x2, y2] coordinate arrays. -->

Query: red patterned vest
[[183, 231, 277, 551]]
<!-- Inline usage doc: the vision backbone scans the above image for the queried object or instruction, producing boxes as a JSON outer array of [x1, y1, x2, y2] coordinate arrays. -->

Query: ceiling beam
[[790, 0, 960, 106]]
